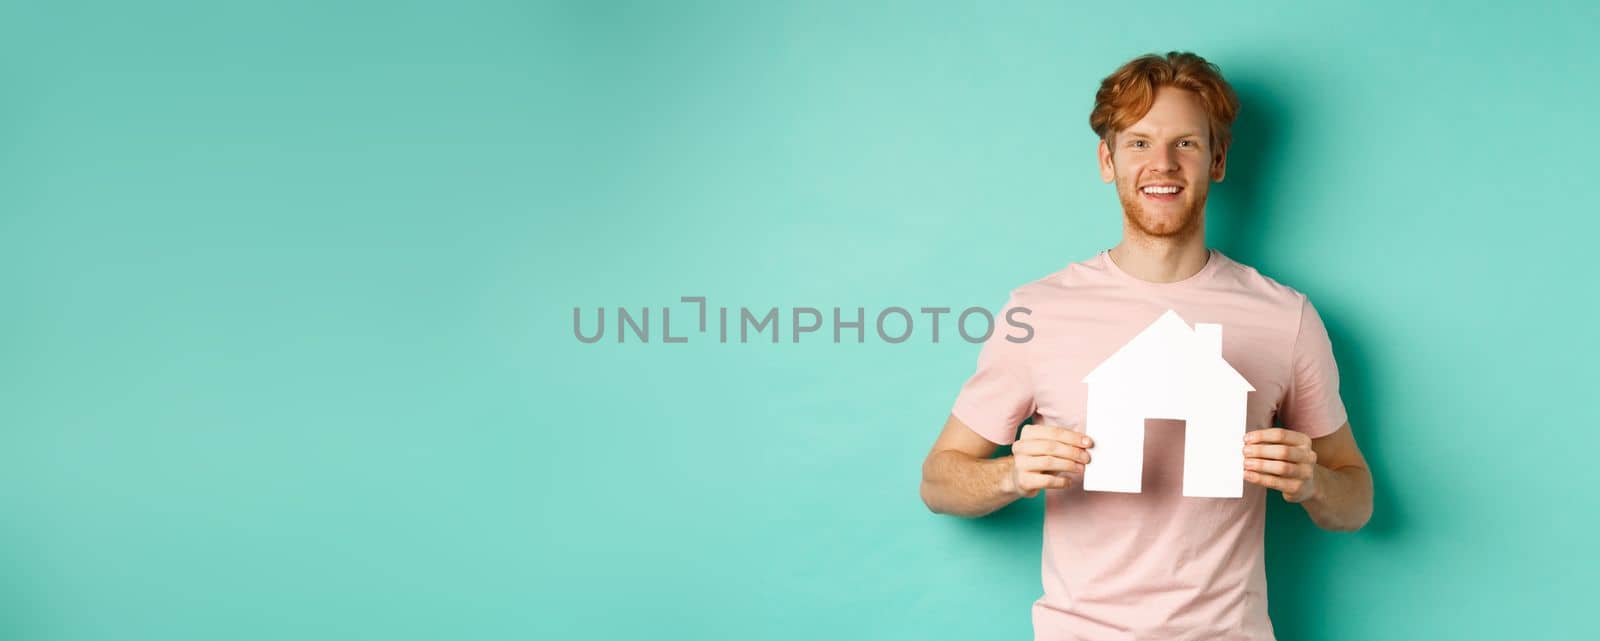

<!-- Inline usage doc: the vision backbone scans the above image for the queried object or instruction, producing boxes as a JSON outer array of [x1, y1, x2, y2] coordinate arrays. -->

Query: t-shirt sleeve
[[950, 293, 1037, 445], [1281, 296, 1348, 439]]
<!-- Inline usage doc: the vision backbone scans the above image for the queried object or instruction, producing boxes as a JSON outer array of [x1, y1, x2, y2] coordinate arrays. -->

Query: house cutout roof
[[1082, 309, 1254, 391]]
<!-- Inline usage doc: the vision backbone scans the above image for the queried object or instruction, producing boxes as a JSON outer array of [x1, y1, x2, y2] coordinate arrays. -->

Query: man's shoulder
[[999, 253, 1109, 305], [1210, 252, 1312, 309]]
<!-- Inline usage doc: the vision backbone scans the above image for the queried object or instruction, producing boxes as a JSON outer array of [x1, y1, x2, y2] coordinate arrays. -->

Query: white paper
[[1080, 310, 1255, 498]]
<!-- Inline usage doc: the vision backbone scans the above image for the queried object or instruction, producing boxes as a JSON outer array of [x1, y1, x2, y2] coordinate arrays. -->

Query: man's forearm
[[920, 450, 1023, 517], [1301, 464, 1374, 531]]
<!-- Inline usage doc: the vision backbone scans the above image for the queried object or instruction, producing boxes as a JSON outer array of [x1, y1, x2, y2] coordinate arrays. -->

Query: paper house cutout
[[1080, 309, 1255, 498]]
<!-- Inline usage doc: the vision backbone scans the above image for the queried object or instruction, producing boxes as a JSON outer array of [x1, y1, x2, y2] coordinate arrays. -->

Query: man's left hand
[[1243, 428, 1320, 503]]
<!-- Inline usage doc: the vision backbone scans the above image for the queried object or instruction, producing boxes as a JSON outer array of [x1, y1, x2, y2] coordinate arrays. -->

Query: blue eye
[[1131, 140, 1147, 149]]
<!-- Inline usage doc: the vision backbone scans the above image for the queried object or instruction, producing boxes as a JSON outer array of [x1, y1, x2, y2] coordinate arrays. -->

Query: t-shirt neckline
[[1100, 247, 1225, 289]]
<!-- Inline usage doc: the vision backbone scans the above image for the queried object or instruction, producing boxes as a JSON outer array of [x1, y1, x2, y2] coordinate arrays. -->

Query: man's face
[[1098, 87, 1228, 239]]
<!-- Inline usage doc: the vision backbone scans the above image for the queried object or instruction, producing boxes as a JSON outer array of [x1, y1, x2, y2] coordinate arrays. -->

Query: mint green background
[[1, 1, 1594, 639]]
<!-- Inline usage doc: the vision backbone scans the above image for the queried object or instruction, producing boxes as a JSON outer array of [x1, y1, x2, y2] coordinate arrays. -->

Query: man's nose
[[1152, 145, 1181, 172]]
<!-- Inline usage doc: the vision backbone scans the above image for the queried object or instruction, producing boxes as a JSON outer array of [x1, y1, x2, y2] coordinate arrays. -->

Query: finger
[[1245, 428, 1310, 447], [1243, 470, 1291, 490], [1029, 424, 1093, 449], [1244, 471, 1306, 497], [1011, 439, 1085, 463], [1017, 454, 1085, 476], [1018, 424, 1071, 447], [1243, 444, 1309, 463], [1244, 459, 1308, 477], [1243, 428, 1287, 444], [1013, 436, 1092, 464], [1019, 471, 1071, 493], [1248, 469, 1299, 489], [1033, 456, 1086, 476]]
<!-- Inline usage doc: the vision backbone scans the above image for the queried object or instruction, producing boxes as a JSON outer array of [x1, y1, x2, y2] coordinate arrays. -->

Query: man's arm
[[1243, 422, 1373, 531], [1301, 422, 1374, 530], [920, 415, 1091, 518]]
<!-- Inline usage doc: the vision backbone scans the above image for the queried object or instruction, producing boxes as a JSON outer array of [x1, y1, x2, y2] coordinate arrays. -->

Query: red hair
[[1089, 52, 1240, 151]]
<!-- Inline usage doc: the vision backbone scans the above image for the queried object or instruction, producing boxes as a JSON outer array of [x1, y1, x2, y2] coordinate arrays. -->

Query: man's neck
[[1107, 229, 1210, 284]]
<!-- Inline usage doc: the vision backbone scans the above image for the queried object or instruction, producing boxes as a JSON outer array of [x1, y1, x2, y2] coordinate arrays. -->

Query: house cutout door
[[1139, 418, 1188, 494]]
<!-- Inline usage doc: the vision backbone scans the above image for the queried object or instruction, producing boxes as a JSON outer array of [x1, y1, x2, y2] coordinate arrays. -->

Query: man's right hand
[[1006, 424, 1094, 498]]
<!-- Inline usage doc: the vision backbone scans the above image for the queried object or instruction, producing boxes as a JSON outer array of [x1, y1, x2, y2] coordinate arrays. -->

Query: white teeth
[[1142, 185, 1180, 194]]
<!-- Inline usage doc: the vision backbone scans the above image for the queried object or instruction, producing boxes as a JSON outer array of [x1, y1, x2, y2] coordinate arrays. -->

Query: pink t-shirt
[[951, 248, 1347, 641]]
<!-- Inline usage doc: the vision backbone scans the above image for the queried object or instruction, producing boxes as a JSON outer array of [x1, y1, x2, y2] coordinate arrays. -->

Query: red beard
[[1118, 183, 1206, 239]]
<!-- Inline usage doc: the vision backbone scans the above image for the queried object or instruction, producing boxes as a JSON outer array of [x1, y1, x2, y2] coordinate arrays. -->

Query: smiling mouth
[[1140, 185, 1184, 202]]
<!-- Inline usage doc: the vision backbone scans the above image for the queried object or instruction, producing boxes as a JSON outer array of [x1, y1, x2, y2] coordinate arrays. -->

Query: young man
[[918, 52, 1374, 640]]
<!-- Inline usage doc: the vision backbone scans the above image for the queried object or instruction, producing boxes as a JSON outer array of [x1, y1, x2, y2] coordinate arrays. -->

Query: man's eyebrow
[[1122, 131, 1203, 140]]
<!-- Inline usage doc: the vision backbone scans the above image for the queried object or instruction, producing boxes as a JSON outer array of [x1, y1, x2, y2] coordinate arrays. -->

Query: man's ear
[[1211, 144, 1228, 183], [1098, 138, 1115, 183]]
